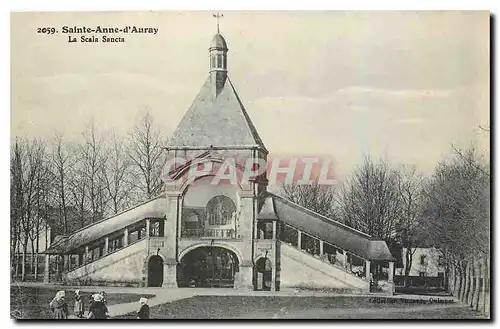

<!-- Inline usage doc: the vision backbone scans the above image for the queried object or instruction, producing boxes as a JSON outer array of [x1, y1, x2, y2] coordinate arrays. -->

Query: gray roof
[[268, 192, 395, 261], [44, 195, 167, 254], [167, 76, 266, 151], [210, 33, 228, 50], [257, 196, 279, 221]]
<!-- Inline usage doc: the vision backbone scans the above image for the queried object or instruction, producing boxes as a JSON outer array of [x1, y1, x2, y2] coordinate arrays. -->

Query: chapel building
[[43, 30, 395, 293]]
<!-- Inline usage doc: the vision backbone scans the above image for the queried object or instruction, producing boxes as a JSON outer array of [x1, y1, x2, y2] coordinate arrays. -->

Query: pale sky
[[11, 11, 490, 177]]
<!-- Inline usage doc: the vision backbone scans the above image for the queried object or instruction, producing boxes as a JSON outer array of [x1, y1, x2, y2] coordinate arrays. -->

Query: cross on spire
[[213, 12, 223, 34]]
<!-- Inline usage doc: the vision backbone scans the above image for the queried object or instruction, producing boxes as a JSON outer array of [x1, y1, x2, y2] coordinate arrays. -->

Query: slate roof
[[44, 195, 167, 254], [210, 33, 228, 50], [167, 76, 267, 151], [267, 192, 395, 261], [257, 196, 279, 221]]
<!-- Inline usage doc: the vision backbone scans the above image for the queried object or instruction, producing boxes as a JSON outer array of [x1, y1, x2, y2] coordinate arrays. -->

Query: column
[[146, 219, 151, 237], [61, 255, 66, 272], [234, 260, 254, 290], [62, 254, 69, 272], [387, 261, 395, 295], [272, 221, 277, 240], [124, 228, 129, 247], [319, 240, 324, 257], [365, 260, 371, 281], [388, 261, 395, 283], [297, 230, 302, 250], [43, 254, 50, 283], [104, 237, 109, 255], [55, 255, 60, 275], [162, 258, 178, 288], [343, 250, 348, 269], [85, 246, 89, 263], [271, 264, 276, 292]]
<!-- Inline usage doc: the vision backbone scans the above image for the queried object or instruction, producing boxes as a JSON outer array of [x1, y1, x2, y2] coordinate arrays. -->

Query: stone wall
[[65, 238, 147, 286]]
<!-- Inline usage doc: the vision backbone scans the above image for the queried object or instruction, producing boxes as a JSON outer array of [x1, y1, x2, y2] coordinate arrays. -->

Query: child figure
[[73, 289, 84, 318], [137, 297, 150, 319], [49, 290, 68, 319], [99, 291, 107, 305]]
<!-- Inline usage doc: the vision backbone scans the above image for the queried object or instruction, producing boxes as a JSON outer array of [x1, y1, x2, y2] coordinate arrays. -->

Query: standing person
[[49, 290, 68, 319], [73, 290, 84, 318], [87, 294, 109, 319], [99, 291, 107, 305], [137, 297, 150, 319], [87, 293, 96, 316]]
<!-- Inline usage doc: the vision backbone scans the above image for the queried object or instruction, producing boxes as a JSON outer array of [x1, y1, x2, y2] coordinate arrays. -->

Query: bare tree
[[337, 155, 400, 242], [128, 110, 167, 200], [29, 148, 52, 280], [10, 138, 24, 278], [68, 154, 89, 228], [18, 139, 46, 281], [394, 166, 425, 287], [48, 131, 72, 234], [82, 120, 107, 221], [280, 182, 338, 220], [102, 132, 135, 214], [422, 145, 489, 312]]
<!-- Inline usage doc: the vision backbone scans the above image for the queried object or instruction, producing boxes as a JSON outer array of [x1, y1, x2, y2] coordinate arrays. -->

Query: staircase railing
[[64, 236, 147, 274], [282, 242, 368, 282]]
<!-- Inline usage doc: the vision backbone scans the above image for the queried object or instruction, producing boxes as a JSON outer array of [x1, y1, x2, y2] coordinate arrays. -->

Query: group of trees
[[10, 110, 168, 281], [280, 144, 490, 314], [422, 146, 489, 313]]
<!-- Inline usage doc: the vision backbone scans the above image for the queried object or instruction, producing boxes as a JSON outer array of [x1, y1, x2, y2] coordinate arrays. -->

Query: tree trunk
[[34, 253, 38, 281], [484, 258, 489, 317], [465, 260, 472, 306], [14, 240, 20, 278], [21, 247, 27, 281], [444, 265, 449, 290], [403, 248, 412, 287], [467, 259, 474, 307], [45, 222, 49, 250], [453, 265, 459, 297], [474, 258, 481, 310], [34, 233, 39, 281], [458, 265, 465, 302], [449, 265, 455, 294], [30, 240, 36, 279]]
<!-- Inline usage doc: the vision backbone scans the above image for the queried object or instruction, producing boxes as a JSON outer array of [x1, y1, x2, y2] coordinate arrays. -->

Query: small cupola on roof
[[167, 14, 267, 151], [209, 13, 228, 97]]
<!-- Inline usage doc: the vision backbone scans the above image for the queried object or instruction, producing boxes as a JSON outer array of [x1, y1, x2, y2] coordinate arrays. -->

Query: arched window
[[217, 54, 223, 68], [206, 195, 236, 225], [210, 55, 216, 69]]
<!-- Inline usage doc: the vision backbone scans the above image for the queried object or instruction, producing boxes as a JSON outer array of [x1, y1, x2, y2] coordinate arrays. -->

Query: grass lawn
[[11, 286, 155, 319], [115, 296, 487, 320]]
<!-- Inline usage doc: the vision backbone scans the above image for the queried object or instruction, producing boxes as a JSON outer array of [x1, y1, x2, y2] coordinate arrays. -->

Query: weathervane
[[213, 12, 223, 34]]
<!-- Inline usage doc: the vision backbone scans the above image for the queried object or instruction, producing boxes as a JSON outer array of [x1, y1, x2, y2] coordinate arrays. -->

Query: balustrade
[[181, 228, 237, 239]]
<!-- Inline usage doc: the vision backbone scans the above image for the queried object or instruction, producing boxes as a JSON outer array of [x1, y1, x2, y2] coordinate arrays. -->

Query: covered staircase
[[266, 192, 396, 293]]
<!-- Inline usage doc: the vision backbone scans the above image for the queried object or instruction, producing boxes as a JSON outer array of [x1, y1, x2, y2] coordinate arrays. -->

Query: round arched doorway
[[147, 255, 164, 287], [178, 246, 239, 288]]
